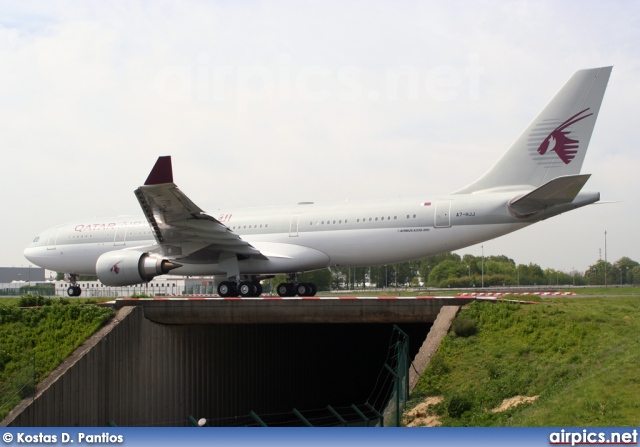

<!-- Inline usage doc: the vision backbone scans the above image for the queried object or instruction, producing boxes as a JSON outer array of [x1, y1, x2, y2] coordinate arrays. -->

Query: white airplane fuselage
[[24, 189, 598, 277]]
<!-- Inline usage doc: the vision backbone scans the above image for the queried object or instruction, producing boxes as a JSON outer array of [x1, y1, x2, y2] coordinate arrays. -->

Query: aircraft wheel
[[295, 283, 311, 297], [308, 283, 317, 296], [239, 281, 254, 297], [253, 283, 263, 297], [218, 281, 237, 297], [67, 286, 81, 297], [277, 282, 294, 297]]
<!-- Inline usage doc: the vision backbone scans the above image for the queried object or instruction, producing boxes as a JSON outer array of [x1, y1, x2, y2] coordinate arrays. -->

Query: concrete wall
[[4, 307, 430, 427]]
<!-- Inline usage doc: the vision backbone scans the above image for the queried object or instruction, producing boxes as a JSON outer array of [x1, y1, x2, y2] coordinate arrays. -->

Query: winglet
[[144, 156, 173, 185]]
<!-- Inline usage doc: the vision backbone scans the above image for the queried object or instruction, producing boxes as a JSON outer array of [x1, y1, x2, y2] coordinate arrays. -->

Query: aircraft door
[[434, 202, 452, 228], [114, 225, 128, 245], [47, 227, 62, 250], [289, 215, 300, 237]]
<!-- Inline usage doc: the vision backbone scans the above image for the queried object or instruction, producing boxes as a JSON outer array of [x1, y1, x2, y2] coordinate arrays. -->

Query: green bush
[[452, 316, 478, 337], [18, 295, 53, 307], [447, 393, 473, 418], [130, 293, 152, 298]]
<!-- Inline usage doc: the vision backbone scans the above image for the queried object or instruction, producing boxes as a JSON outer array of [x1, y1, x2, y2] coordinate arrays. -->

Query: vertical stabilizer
[[454, 67, 612, 194]]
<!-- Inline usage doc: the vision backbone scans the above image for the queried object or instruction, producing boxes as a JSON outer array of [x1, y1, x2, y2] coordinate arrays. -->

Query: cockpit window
[[33, 236, 40, 243]]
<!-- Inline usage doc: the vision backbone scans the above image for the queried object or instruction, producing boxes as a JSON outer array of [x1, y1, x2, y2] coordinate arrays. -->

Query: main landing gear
[[216, 275, 318, 298], [276, 282, 317, 297], [276, 273, 318, 297], [217, 279, 263, 298], [66, 274, 82, 297]]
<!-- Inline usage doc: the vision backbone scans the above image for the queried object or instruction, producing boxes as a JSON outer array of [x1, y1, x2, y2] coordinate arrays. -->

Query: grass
[[408, 296, 640, 426], [562, 287, 640, 296], [0, 298, 114, 421], [327, 287, 640, 297], [0, 297, 115, 306]]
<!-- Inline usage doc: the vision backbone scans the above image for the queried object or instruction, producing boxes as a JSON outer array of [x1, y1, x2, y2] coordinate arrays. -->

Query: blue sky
[[1, 1, 638, 273]]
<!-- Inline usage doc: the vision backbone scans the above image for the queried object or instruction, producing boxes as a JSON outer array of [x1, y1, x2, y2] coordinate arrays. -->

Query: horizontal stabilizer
[[509, 174, 591, 216]]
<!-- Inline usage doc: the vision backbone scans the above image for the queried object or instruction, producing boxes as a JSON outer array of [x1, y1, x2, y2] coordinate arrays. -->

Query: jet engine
[[95, 250, 181, 287]]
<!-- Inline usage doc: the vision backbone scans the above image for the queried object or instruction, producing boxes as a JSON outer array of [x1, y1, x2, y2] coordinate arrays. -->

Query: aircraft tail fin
[[454, 66, 612, 194]]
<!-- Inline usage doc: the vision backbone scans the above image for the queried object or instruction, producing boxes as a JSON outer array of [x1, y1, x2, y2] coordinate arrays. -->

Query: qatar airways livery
[[24, 67, 612, 297]]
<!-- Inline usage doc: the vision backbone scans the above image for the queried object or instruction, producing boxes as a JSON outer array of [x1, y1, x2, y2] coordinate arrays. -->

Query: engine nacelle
[[96, 250, 181, 287]]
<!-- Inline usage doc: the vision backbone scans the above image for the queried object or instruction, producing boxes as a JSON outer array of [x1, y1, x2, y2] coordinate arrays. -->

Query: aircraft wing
[[133, 156, 267, 261]]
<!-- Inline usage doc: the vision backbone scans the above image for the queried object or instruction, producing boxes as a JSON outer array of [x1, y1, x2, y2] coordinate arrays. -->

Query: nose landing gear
[[66, 274, 82, 297]]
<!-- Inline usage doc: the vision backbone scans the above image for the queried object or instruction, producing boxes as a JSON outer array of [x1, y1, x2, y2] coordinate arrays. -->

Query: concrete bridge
[[4, 296, 494, 427], [113, 295, 476, 324]]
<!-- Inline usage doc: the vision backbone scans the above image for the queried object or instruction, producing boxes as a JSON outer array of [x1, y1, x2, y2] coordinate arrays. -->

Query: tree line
[[55, 254, 640, 292], [275, 253, 640, 291]]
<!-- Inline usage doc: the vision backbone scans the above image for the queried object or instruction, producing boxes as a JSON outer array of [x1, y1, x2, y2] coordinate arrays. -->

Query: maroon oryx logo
[[537, 108, 592, 164], [110, 260, 123, 274]]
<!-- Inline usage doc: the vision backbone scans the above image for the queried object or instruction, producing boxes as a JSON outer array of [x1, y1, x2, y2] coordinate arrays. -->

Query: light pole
[[481, 245, 484, 288], [467, 265, 470, 277], [394, 265, 397, 291], [604, 230, 608, 288]]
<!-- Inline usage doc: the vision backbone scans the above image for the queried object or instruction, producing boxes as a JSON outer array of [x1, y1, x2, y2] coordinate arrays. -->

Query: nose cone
[[24, 245, 41, 267], [24, 232, 49, 268], [24, 246, 39, 264], [24, 246, 33, 262]]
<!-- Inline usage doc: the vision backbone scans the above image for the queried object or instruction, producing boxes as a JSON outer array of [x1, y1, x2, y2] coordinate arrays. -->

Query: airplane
[[24, 66, 612, 298]]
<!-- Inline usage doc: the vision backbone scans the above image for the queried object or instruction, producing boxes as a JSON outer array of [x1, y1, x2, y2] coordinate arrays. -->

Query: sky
[[1, 0, 638, 274]]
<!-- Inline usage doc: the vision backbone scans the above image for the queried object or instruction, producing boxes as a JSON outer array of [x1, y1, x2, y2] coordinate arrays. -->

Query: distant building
[[53, 277, 220, 297], [0, 267, 45, 283]]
